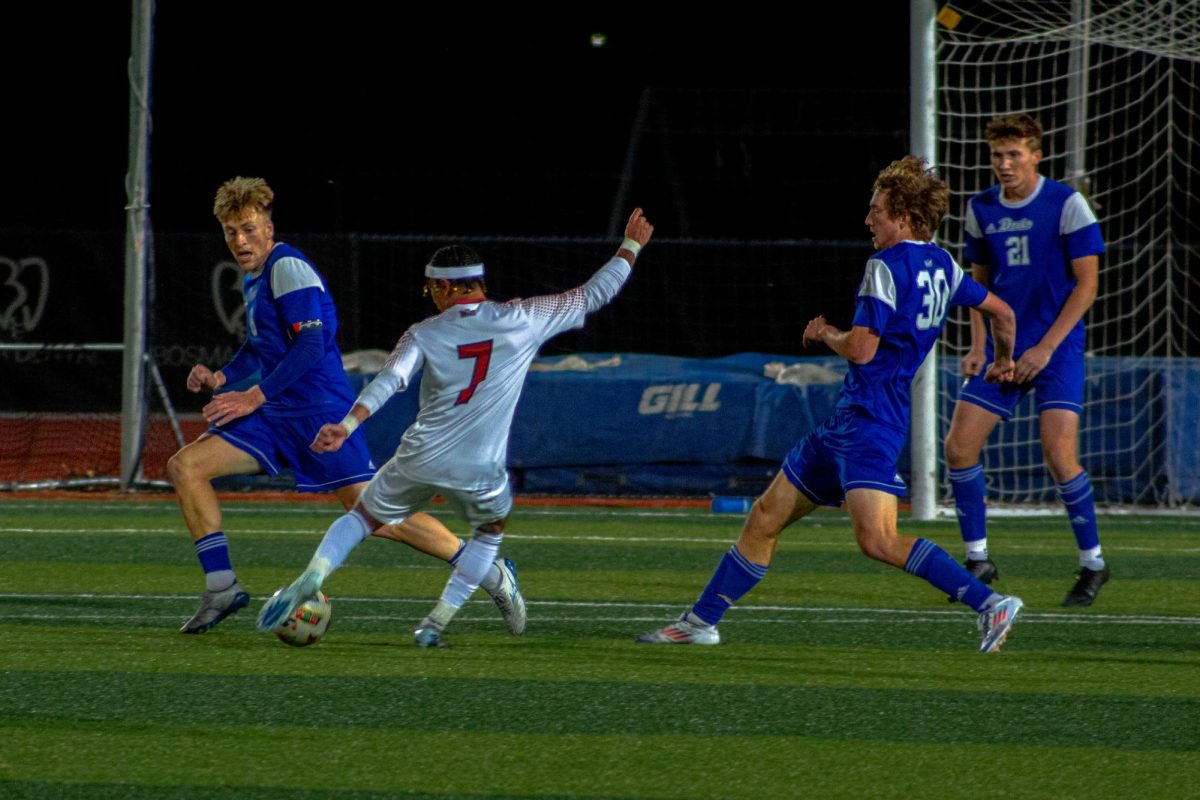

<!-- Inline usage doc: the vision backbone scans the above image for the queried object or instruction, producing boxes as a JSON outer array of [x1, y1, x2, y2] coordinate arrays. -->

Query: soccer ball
[[271, 590, 332, 647]]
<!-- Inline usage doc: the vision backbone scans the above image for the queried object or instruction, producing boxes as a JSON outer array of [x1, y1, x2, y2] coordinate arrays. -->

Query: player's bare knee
[[477, 518, 507, 534], [743, 499, 784, 544], [944, 432, 978, 469], [165, 448, 198, 487], [854, 525, 894, 563]]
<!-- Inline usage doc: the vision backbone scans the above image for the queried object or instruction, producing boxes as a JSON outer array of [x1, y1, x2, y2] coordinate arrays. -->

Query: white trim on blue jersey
[[271, 255, 326, 297], [858, 258, 898, 310]]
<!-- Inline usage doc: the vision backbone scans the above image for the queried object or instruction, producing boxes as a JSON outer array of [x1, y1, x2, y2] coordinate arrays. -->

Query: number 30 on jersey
[[915, 268, 950, 330]]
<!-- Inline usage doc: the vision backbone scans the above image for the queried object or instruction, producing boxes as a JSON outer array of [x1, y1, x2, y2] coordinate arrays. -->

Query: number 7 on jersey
[[455, 340, 494, 405]]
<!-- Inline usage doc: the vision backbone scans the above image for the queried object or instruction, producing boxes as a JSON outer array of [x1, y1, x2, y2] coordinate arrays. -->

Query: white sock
[[1079, 545, 1105, 570], [478, 561, 502, 593], [439, 531, 502, 611], [308, 511, 374, 581], [205, 570, 235, 592], [966, 538, 989, 561]]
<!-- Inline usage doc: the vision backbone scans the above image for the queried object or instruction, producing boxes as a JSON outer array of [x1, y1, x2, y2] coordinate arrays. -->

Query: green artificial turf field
[[2, 497, 1197, 799]]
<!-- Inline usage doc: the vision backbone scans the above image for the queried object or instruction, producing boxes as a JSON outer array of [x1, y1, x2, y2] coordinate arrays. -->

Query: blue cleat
[[256, 570, 321, 632], [413, 621, 447, 648], [978, 595, 1023, 653]]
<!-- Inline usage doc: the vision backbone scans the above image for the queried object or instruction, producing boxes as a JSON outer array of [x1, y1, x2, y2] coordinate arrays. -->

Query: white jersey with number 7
[[353, 257, 632, 489]]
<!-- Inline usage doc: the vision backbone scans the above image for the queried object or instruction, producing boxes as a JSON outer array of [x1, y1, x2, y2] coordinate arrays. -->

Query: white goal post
[[911, 0, 1200, 514]]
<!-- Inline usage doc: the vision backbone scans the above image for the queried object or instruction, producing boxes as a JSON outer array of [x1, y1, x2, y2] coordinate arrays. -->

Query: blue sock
[[195, 532, 234, 591], [691, 546, 768, 626], [1058, 471, 1104, 567], [905, 538, 994, 612], [949, 464, 988, 556]]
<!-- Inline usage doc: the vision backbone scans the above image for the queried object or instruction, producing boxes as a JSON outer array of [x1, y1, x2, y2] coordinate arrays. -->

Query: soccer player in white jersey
[[169, 177, 514, 634], [637, 157, 1026, 653], [944, 115, 1110, 607], [257, 209, 655, 646]]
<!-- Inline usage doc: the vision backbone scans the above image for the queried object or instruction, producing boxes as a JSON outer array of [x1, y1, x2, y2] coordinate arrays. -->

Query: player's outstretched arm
[[311, 403, 370, 453], [976, 291, 1016, 383], [616, 208, 654, 265]]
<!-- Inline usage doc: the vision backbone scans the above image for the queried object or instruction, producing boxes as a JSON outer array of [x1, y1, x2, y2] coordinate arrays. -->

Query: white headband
[[425, 263, 485, 279]]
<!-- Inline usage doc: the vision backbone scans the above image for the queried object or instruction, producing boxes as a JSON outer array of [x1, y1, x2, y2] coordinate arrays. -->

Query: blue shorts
[[781, 408, 908, 506], [209, 411, 376, 492], [958, 344, 1084, 419]]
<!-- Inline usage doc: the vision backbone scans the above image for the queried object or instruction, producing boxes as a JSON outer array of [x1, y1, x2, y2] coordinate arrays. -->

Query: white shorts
[[359, 458, 513, 530]]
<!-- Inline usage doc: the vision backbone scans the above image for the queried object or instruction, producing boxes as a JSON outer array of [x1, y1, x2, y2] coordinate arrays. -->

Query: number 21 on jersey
[[1005, 235, 1031, 266]]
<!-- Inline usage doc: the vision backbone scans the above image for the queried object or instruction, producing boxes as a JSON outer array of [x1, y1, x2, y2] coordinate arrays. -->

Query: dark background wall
[[2, 4, 913, 411]]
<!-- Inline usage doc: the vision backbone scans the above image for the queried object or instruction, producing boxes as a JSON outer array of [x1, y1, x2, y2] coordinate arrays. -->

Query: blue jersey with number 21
[[837, 240, 988, 429], [964, 176, 1104, 356]]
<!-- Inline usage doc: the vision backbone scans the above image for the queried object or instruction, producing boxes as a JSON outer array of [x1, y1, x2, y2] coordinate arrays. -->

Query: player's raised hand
[[803, 315, 830, 348], [186, 364, 224, 393], [624, 208, 654, 247], [311, 423, 349, 454]]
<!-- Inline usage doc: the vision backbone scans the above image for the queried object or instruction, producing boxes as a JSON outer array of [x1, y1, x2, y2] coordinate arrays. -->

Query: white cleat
[[485, 557, 527, 636], [978, 595, 1024, 653], [635, 614, 720, 645]]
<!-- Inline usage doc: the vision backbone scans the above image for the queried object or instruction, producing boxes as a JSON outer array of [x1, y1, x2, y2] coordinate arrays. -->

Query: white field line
[[5, 500, 1200, 521], [2, 593, 1196, 626], [3, 526, 1200, 553]]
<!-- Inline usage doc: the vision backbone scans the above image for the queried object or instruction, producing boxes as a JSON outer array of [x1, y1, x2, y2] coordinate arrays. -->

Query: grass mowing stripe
[[2, 723, 1192, 800], [5, 626, 1196, 697], [2, 672, 1195, 751]]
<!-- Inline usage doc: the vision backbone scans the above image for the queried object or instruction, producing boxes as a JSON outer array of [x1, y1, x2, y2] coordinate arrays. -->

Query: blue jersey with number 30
[[838, 240, 988, 428], [964, 176, 1104, 355]]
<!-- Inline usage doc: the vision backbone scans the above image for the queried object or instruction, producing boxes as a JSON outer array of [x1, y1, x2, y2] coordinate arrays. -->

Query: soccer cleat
[[485, 557, 527, 636], [964, 557, 999, 583], [977, 595, 1023, 653], [635, 614, 720, 645], [256, 570, 321, 632], [179, 581, 250, 634], [1061, 565, 1110, 607], [413, 618, 447, 648], [949, 557, 999, 603]]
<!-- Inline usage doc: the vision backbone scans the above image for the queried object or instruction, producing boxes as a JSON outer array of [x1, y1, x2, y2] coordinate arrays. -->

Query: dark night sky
[[4, 5, 912, 241]]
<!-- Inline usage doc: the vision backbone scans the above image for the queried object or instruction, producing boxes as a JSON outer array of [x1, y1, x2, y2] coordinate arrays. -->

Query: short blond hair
[[985, 114, 1043, 153], [872, 155, 949, 241], [213, 176, 274, 221]]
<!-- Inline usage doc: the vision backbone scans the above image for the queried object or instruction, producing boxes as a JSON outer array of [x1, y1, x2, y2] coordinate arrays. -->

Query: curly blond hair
[[213, 176, 274, 221], [872, 155, 949, 241]]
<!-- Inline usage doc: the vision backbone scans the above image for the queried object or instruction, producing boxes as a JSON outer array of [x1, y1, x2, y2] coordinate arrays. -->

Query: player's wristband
[[621, 237, 642, 256], [339, 415, 360, 435]]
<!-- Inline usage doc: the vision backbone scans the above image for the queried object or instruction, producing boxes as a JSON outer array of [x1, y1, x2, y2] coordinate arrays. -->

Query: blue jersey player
[[169, 177, 522, 634], [944, 115, 1109, 607], [638, 156, 1024, 653]]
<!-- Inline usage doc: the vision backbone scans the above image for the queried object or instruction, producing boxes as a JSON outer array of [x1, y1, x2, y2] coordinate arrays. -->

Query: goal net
[[935, 0, 1200, 506]]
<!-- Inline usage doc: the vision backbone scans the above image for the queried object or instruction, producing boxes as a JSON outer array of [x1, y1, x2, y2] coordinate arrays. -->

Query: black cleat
[[1062, 565, 1110, 607], [949, 557, 998, 603], [964, 558, 999, 584]]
